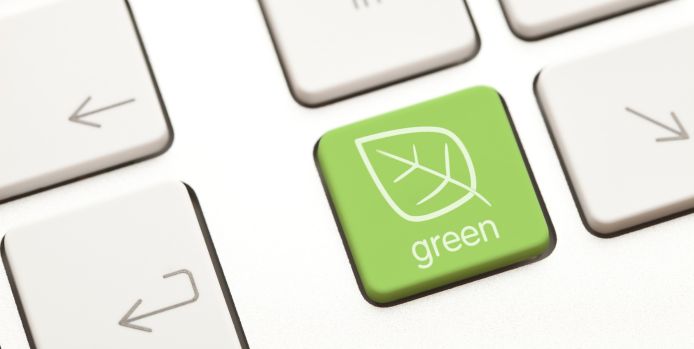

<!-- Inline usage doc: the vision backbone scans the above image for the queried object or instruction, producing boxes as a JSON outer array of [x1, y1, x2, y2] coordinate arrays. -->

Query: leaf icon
[[356, 127, 491, 222]]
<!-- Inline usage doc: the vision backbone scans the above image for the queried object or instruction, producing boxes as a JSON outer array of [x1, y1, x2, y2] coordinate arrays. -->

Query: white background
[[2, 0, 694, 348]]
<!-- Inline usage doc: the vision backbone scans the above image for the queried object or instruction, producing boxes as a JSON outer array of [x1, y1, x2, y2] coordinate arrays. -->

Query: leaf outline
[[356, 126, 491, 222]]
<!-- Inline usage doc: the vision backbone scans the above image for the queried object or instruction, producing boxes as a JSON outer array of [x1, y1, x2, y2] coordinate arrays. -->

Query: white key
[[0, 0, 172, 202], [536, 26, 694, 236], [260, 0, 479, 106], [1, 182, 247, 348], [500, 0, 668, 40]]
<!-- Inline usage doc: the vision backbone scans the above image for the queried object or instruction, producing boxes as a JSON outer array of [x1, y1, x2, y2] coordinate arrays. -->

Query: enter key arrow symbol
[[119, 269, 199, 333], [626, 107, 689, 142]]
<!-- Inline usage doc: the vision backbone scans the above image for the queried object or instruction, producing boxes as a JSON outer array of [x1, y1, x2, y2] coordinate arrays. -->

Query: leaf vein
[[376, 145, 492, 207]]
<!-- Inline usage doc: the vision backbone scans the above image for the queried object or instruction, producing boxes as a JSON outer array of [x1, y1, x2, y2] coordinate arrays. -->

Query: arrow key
[[536, 25, 694, 236], [0, 0, 172, 203]]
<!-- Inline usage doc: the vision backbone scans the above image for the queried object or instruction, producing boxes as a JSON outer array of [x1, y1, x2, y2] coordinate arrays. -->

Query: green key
[[316, 86, 555, 306]]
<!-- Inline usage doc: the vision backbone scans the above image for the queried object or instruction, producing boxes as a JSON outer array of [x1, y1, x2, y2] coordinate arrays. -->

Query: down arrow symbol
[[626, 107, 689, 142]]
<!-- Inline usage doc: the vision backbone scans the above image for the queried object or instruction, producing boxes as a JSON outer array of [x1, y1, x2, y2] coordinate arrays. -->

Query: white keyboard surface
[[2, 0, 694, 348]]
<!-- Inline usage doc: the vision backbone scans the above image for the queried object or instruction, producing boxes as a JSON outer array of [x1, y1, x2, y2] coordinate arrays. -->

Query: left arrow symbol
[[119, 269, 199, 333], [69, 96, 136, 128]]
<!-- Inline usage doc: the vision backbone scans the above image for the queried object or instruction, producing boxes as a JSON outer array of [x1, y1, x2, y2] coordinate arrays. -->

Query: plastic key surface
[[1, 182, 248, 348], [500, 0, 668, 40], [537, 26, 694, 236], [260, 0, 479, 106], [0, 0, 172, 203], [317, 87, 554, 305]]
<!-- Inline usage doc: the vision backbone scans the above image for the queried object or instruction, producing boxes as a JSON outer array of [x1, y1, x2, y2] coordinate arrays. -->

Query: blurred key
[[500, 0, 669, 40]]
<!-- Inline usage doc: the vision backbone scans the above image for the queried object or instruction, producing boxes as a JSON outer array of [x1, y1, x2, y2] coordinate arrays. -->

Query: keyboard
[[1, 0, 693, 347]]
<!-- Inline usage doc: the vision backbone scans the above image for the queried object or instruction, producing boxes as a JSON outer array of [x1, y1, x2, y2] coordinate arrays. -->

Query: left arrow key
[[0, 0, 173, 203]]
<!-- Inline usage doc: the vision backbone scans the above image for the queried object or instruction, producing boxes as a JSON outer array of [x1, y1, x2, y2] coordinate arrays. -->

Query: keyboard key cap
[[317, 87, 554, 305], [260, 0, 480, 106], [1, 182, 248, 348], [0, 0, 172, 203], [536, 26, 694, 236], [500, 0, 669, 40]]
